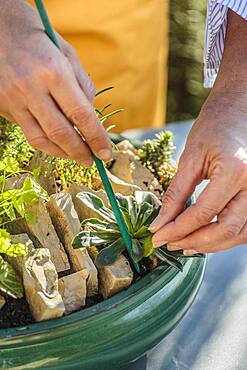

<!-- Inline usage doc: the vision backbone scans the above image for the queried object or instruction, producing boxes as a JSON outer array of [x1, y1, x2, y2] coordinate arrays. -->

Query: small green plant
[[72, 191, 203, 272], [0, 118, 33, 168], [0, 157, 48, 298], [138, 131, 177, 190]]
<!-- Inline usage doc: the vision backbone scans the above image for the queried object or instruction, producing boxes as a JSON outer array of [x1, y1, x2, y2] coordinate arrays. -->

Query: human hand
[[150, 93, 247, 255], [0, 0, 112, 166]]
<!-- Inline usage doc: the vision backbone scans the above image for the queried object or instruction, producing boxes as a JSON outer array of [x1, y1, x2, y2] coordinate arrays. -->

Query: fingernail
[[98, 149, 112, 161], [167, 243, 180, 251], [149, 214, 165, 232], [82, 160, 93, 167], [183, 249, 198, 256]]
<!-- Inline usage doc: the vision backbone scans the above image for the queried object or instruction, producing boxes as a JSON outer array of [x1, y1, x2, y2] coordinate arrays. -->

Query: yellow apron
[[29, 0, 168, 132]]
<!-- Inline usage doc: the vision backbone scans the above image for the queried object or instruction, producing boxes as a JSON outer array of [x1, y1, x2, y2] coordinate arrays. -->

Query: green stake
[[34, 0, 140, 274]]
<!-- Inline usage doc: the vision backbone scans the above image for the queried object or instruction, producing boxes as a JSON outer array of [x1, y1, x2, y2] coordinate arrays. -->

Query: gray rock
[[110, 151, 133, 184], [23, 248, 65, 322], [105, 169, 141, 196], [4, 175, 70, 273], [116, 140, 138, 154], [100, 255, 133, 299], [27, 151, 57, 195], [8, 199, 70, 273], [131, 159, 163, 199], [47, 192, 98, 296], [58, 269, 88, 314], [110, 152, 163, 199]]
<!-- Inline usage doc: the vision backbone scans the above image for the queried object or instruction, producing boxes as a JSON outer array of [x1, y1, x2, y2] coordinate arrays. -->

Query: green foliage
[[138, 131, 175, 169], [167, 0, 209, 122], [0, 256, 23, 298], [72, 191, 203, 271], [0, 118, 33, 167], [0, 156, 48, 299]]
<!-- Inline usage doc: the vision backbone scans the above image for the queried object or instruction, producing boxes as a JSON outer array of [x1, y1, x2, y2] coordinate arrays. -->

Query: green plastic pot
[[0, 256, 206, 370]]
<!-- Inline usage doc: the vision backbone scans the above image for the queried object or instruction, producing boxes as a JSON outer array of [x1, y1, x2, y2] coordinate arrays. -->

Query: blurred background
[[167, 0, 210, 123]]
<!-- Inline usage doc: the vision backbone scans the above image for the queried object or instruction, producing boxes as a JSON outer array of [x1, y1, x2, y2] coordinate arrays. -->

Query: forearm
[[200, 10, 247, 121]]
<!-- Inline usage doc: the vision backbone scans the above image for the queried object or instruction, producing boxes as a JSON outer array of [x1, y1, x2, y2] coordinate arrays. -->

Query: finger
[[152, 176, 239, 247], [150, 148, 203, 232], [184, 222, 247, 254], [167, 190, 247, 251], [29, 94, 93, 166], [47, 60, 112, 162], [14, 110, 69, 158]]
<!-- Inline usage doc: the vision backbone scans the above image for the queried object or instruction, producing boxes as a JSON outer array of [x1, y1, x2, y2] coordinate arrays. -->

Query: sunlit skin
[[151, 11, 247, 255], [0, 0, 112, 167]]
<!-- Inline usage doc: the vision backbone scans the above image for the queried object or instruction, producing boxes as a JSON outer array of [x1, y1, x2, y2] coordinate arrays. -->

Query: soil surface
[[0, 297, 33, 329], [0, 258, 159, 330]]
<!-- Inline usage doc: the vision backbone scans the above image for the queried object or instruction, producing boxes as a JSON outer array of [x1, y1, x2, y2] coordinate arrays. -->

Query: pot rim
[[0, 256, 206, 340]]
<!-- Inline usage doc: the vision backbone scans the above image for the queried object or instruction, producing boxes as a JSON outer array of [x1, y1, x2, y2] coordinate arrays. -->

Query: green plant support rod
[[34, 0, 140, 273]]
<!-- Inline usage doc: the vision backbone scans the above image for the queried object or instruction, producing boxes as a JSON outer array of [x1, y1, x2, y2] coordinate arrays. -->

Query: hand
[[150, 92, 247, 254], [150, 10, 247, 255], [0, 0, 112, 166]]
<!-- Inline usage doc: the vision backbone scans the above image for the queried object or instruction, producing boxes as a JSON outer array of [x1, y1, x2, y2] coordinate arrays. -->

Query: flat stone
[[7, 199, 70, 273], [100, 255, 133, 299], [131, 159, 163, 199], [27, 151, 57, 195], [0, 295, 6, 309], [47, 192, 98, 296], [5, 175, 70, 273], [110, 151, 133, 184], [23, 248, 65, 322], [116, 140, 138, 154], [58, 269, 88, 314], [110, 152, 163, 199], [69, 183, 109, 220], [105, 169, 140, 196]]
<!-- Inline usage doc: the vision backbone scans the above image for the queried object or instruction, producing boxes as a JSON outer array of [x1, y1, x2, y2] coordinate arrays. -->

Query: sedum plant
[[72, 191, 203, 272]]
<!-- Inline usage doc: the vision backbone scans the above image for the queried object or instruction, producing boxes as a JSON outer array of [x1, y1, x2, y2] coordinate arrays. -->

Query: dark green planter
[[0, 256, 206, 370]]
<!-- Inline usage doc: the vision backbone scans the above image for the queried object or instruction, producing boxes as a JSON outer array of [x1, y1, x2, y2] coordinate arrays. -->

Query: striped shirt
[[205, 0, 247, 87]]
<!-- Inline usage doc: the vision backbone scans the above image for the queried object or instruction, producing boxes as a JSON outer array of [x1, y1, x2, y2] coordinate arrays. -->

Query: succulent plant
[[72, 191, 203, 272], [156, 162, 177, 191], [137, 131, 177, 191], [138, 131, 175, 171]]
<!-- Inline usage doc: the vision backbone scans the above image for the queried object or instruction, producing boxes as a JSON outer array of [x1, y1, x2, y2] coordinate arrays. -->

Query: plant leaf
[[134, 225, 150, 239], [0, 256, 23, 298], [142, 235, 154, 257], [95, 238, 126, 267], [131, 239, 144, 262], [154, 248, 183, 271], [134, 191, 161, 208], [72, 231, 106, 248], [76, 192, 115, 222], [72, 228, 120, 248]]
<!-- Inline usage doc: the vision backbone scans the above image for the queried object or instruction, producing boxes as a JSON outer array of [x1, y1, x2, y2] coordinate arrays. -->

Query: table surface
[[120, 121, 247, 370]]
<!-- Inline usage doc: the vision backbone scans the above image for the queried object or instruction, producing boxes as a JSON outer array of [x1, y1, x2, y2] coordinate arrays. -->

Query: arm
[[0, 0, 112, 165], [151, 10, 247, 254]]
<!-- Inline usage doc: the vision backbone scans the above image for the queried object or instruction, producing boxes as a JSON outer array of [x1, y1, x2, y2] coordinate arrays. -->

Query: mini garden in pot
[[0, 105, 206, 370]]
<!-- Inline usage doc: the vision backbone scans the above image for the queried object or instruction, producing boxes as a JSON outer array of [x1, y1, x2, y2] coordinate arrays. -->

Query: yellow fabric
[[29, 0, 168, 132]]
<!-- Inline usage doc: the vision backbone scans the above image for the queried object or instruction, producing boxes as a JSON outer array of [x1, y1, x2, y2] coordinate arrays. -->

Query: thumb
[[149, 147, 202, 233]]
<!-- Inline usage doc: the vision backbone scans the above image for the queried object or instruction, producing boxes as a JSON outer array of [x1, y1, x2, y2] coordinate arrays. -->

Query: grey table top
[[121, 121, 247, 370]]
